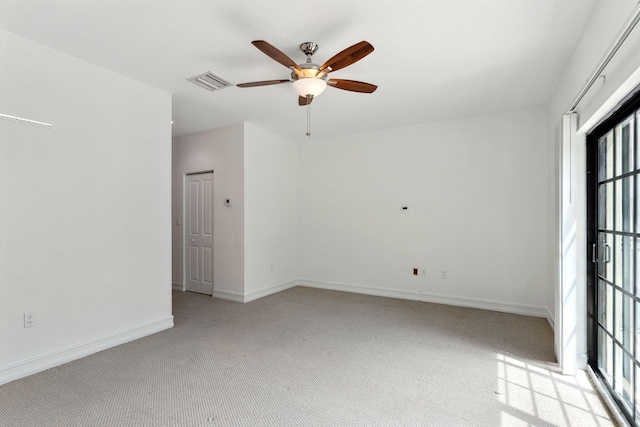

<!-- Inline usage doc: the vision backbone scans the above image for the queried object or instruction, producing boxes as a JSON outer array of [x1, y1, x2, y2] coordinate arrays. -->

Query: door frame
[[587, 89, 640, 360], [586, 89, 640, 425], [183, 170, 214, 293]]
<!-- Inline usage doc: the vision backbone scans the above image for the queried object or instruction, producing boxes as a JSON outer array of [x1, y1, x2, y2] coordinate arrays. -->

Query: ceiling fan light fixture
[[293, 77, 327, 97]]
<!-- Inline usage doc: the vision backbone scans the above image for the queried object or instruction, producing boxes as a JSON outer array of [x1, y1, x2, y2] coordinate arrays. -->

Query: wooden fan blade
[[319, 41, 374, 73], [298, 96, 313, 106], [237, 79, 290, 88], [328, 79, 377, 93], [252, 40, 301, 72]]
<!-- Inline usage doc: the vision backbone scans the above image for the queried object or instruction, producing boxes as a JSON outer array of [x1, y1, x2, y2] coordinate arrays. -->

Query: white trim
[[212, 288, 245, 303], [579, 65, 640, 134], [558, 112, 579, 375], [577, 353, 588, 370], [182, 174, 187, 293], [0, 316, 174, 386], [211, 281, 298, 303], [300, 279, 422, 302], [298, 279, 549, 318], [546, 307, 555, 330], [172, 282, 184, 291], [243, 280, 298, 303]]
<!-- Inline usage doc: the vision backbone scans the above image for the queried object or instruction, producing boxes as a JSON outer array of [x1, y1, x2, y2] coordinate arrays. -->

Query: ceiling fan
[[237, 40, 377, 106]]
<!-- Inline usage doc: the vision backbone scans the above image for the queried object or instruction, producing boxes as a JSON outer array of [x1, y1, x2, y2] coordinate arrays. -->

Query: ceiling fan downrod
[[300, 43, 318, 137], [306, 99, 312, 137]]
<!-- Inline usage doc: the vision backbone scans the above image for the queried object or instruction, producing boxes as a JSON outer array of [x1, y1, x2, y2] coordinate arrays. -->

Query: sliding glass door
[[588, 92, 640, 425]]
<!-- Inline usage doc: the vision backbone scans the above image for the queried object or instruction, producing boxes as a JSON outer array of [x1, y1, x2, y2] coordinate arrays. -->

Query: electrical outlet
[[413, 268, 418, 276], [24, 312, 36, 328]]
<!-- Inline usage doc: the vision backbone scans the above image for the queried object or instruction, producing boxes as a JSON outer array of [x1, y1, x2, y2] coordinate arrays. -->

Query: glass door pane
[[599, 182, 614, 230], [617, 115, 634, 175], [599, 130, 614, 181], [617, 177, 634, 232]]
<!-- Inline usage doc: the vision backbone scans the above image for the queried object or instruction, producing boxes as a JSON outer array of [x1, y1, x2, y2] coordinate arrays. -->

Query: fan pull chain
[[306, 103, 311, 137]]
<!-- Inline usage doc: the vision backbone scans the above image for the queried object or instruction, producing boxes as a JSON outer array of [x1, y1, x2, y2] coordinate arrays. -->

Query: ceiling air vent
[[187, 72, 232, 91]]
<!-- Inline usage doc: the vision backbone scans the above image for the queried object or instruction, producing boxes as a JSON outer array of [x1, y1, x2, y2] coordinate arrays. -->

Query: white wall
[[550, 0, 640, 128], [172, 125, 245, 299], [0, 29, 173, 384], [548, 0, 640, 370], [298, 107, 550, 316], [243, 123, 298, 300]]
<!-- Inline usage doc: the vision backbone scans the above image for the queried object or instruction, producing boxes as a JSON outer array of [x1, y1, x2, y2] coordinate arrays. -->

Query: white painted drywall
[[243, 123, 298, 299], [548, 0, 640, 370], [172, 125, 245, 298], [0, 29, 172, 378], [298, 107, 549, 313]]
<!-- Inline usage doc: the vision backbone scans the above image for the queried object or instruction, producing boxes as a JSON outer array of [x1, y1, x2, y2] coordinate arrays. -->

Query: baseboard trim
[[298, 279, 549, 318], [546, 307, 555, 330], [212, 288, 245, 303], [0, 316, 174, 386], [244, 280, 298, 303], [172, 282, 184, 292], [577, 353, 588, 370]]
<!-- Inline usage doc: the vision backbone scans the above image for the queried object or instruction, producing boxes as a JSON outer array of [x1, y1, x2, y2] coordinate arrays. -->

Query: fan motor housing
[[291, 62, 327, 81]]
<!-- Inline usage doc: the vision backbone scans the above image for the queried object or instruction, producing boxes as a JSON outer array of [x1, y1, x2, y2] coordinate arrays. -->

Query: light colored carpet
[[0, 287, 617, 426]]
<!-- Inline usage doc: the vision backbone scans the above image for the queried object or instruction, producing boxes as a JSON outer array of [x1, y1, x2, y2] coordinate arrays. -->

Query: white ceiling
[[0, 0, 597, 142]]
